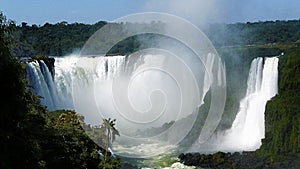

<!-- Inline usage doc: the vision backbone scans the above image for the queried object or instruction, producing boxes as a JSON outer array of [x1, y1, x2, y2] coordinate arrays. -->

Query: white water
[[26, 55, 278, 159], [27, 60, 58, 110], [26, 53, 216, 156], [162, 163, 196, 169], [198, 57, 279, 152], [143, 162, 196, 169], [27, 55, 127, 111]]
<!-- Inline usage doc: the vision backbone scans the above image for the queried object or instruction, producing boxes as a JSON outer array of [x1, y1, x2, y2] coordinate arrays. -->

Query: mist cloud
[[143, 0, 229, 26]]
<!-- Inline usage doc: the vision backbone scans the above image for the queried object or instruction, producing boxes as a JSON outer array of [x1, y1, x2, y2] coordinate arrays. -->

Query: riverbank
[[179, 152, 300, 169]]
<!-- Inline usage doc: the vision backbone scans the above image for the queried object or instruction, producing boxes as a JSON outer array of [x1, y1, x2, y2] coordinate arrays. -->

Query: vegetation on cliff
[[1, 10, 300, 169], [258, 46, 300, 160], [179, 46, 300, 168], [0, 12, 120, 169]]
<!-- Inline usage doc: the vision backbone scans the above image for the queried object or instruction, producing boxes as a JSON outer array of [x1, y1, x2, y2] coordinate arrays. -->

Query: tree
[[47, 110, 105, 169], [0, 11, 48, 169], [101, 118, 120, 169], [0, 12, 121, 169], [103, 118, 120, 150]]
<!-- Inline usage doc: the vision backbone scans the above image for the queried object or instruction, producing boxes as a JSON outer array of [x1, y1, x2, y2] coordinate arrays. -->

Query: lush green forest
[[1, 11, 300, 169], [9, 18, 300, 57], [0, 13, 120, 169], [258, 46, 300, 159], [206, 20, 300, 47]]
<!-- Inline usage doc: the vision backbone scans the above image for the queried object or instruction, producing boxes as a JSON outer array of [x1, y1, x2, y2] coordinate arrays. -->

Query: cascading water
[[25, 53, 278, 169], [25, 52, 216, 157], [25, 54, 278, 164], [27, 60, 58, 110], [26, 55, 128, 112], [200, 56, 279, 152], [25, 53, 212, 125]]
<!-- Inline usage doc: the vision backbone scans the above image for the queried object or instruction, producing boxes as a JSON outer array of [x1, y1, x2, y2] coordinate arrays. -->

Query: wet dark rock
[[121, 162, 140, 169], [179, 152, 300, 169], [41, 57, 55, 77]]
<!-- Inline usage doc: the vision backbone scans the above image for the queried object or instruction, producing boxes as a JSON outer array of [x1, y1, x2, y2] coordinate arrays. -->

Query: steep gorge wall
[[259, 47, 300, 158]]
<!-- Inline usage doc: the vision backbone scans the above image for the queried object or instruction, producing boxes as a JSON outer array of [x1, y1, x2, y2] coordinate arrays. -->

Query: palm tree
[[102, 118, 119, 158]]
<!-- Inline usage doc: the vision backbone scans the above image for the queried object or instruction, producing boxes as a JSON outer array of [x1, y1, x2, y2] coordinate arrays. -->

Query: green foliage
[[9, 19, 300, 57], [183, 46, 300, 168], [217, 47, 282, 129], [0, 11, 48, 169], [45, 110, 118, 169], [206, 20, 300, 47], [258, 47, 300, 160], [102, 118, 120, 149], [11, 21, 107, 57], [31, 55, 49, 60], [98, 157, 121, 169], [0, 12, 121, 169], [2, 10, 300, 168], [179, 152, 233, 168]]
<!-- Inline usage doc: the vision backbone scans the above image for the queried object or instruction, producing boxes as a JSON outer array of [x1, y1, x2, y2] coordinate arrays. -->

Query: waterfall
[[25, 54, 205, 126], [206, 56, 279, 152], [25, 54, 277, 153], [26, 55, 127, 112], [27, 60, 56, 110]]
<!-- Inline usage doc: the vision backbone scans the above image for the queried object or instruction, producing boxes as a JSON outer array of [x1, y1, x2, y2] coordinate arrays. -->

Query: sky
[[2, 0, 300, 26]]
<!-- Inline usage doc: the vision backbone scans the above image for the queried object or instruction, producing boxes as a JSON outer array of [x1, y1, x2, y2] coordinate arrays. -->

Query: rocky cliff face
[[259, 47, 300, 158], [179, 47, 300, 169], [41, 57, 55, 78]]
